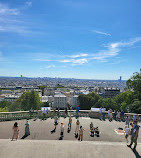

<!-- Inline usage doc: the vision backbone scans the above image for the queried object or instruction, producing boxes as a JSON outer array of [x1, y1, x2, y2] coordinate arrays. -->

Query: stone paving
[[0, 139, 141, 158], [0, 117, 141, 143]]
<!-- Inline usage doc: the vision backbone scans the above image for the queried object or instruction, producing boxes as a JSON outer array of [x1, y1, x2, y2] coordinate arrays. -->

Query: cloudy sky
[[0, 0, 141, 80]]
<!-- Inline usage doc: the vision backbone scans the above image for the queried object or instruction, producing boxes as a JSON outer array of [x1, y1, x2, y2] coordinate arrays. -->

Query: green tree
[[129, 99, 141, 113], [15, 91, 41, 111], [78, 92, 101, 110], [113, 91, 135, 112], [127, 69, 141, 100], [0, 100, 11, 108], [42, 102, 49, 107]]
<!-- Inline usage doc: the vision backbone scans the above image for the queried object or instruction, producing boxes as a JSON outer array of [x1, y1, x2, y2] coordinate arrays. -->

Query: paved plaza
[[0, 117, 141, 142], [0, 117, 141, 158]]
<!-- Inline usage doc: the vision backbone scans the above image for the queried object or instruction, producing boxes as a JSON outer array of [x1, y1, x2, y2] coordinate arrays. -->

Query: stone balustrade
[[0, 110, 141, 121]]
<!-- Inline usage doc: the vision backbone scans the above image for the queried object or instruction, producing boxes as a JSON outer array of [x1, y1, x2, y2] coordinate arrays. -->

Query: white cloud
[[0, 3, 19, 15], [33, 37, 141, 66], [92, 30, 111, 36], [45, 65, 56, 69], [25, 2, 32, 7], [60, 58, 88, 65], [69, 53, 88, 58], [0, 2, 34, 34], [91, 37, 141, 61]]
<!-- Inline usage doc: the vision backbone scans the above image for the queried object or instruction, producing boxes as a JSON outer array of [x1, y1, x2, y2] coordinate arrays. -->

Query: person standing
[[90, 122, 93, 130], [116, 111, 121, 121], [109, 109, 113, 122], [108, 109, 110, 120], [12, 122, 19, 141], [127, 120, 140, 150], [102, 107, 106, 121], [78, 126, 85, 141], [42, 108, 47, 120], [75, 120, 80, 135], [68, 116, 72, 130], [25, 120, 30, 136], [99, 107, 102, 120], [121, 110, 125, 121], [125, 116, 130, 128], [60, 122, 64, 137]]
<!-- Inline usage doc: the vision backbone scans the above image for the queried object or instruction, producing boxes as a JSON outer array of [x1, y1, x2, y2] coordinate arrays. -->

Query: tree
[[42, 102, 49, 107], [0, 101, 11, 109], [113, 91, 135, 112], [15, 91, 41, 111], [127, 69, 141, 100], [129, 99, 141, 113], [78, 92, 101, 110]]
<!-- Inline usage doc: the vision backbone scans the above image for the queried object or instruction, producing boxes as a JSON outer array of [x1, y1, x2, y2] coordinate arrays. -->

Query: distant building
[[21, 75, 22, 78], [102, 88, 120, 98], [70, 95, 79, 108], [54, 93, 67, 109], [4, 95, 19, 102], [119, 76, 122, 82]]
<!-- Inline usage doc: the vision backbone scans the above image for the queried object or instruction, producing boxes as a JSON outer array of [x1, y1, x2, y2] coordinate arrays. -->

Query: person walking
[[11, 122, 19, 141], [68, 116, 72, 130], [125, 125, 130, 143], [78, 126, 85, 141], [25, 120, 30, 136], [127, 120, 140, 150]]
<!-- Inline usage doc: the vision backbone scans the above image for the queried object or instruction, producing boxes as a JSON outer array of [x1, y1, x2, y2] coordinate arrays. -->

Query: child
[[90, 127, 95, 137], [95, 127, 100, 137], [90, 122, 93, 130], [60, 122, 64, 138], [125, 125, 130, 143], [78, 126, 85, 141]]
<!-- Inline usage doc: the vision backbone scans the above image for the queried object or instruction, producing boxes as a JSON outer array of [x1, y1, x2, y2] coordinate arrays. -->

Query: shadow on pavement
[[133, 149, 141, 158], [21, 134, 30, 139]]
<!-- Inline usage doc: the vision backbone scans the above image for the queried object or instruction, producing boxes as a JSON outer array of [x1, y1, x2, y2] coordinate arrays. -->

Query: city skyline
[[0, 0, 141, 80]]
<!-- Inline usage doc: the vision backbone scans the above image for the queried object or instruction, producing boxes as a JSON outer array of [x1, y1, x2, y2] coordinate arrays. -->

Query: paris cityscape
[[0, 0, 141, 157]]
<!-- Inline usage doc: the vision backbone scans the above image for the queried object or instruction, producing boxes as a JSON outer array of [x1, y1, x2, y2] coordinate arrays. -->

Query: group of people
[[55, 116, 86, 141], [11, 112, 139, 150], [11, 120, 30, 141], [99, 107, 140, 123], [125, 120, 140, 151]]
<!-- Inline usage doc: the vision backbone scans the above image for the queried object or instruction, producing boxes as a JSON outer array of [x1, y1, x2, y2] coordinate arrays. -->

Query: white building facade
[[54, 94, 67, 109]]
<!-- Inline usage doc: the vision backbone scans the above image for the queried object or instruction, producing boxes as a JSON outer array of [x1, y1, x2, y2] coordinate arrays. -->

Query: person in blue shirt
[[121, 110, 125, 121], [76, 105, 80, 113]]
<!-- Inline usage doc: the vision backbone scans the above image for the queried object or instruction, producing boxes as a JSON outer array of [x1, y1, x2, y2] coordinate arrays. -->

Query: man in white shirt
[[102, 107, 106, 120], [42, 108, 47, 120], [99, 107, 102, 120]]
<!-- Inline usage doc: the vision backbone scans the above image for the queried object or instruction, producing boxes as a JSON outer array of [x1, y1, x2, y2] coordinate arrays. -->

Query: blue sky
[[0, 0, 141, 80]]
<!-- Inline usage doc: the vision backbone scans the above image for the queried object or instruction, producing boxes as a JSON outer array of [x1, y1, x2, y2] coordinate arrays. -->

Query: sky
[[0, 0, 141, 80]]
